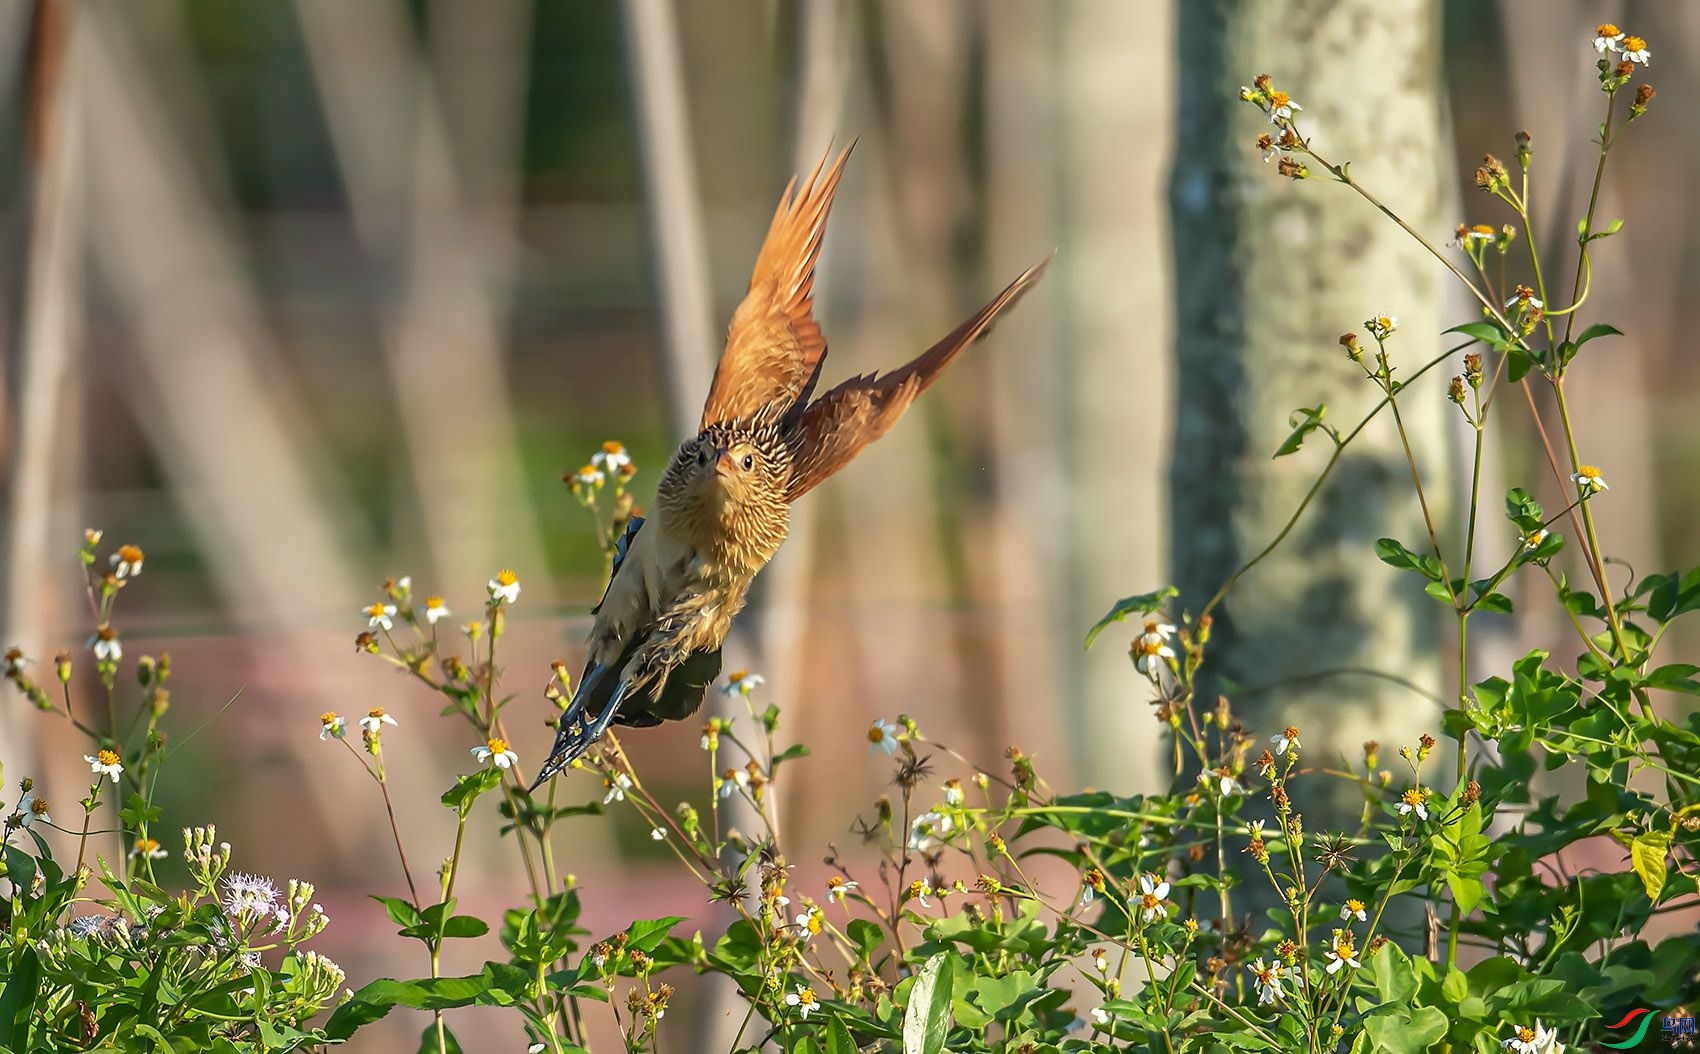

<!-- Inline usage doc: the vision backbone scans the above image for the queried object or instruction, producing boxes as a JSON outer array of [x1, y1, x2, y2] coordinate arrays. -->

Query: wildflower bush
[[4, 24, 1700, 1054]]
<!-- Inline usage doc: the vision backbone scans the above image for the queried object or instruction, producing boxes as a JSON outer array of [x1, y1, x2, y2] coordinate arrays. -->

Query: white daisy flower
[[784, 984, 821, 1019], [1397, 787, 1430, 822], [1266, 89, 1301, 123], [867, 719, 900, 755], [1245, 819, 1266, 838], [603, 772, 633, 803], [1271, 726, 1301, 754], [1620, 34, 1649, 65], [18, 793, 51, 827], [89, 628, 122, 663], [825, 876, 859, 903], [1366, 314, 1399, 339], [359, 708, 397, 735], [1592, 24, 1624, 53], [1136, 873, 1170, 923], [1325, 933, 1362, 974], [1502, 1021, 1562, 1054], [570, 464, 606, 489], [487, 569, 521, 605], [591, 441, 632, 474], [85, 749, 124, 783], [718, 767, 749, 799], [1520, 528, 1548, 551], [319, 713, 347, 740], [110, 545, 145, 579], [1248, 958, 1286, 1004], [908, 879, 932, 907], [1340, 898, 1368, 923], [1200, 768, 1244, 796], [1132, 636, 1175, 681], [472, 737, 519, 769], [942, 778, 965, 806], [1090, 948, 1108, 974], [422, 596, 450, 625], [364, 603, 396, 631], [908, 810, 953, 852], [1090, 1007, 1111, 1027], [793, 905, 823, 939], [1504, 292, 1545, 311], [719, 669, 765, 696], [131, 837, 168, 861], [1570, 465, 1608, 495]]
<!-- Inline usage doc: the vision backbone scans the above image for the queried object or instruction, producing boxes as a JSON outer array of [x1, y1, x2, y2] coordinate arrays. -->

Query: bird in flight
[[532, 144, 1048, 788]]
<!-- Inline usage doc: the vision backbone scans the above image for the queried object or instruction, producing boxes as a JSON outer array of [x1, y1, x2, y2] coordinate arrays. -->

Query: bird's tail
[[530, 660, 623, 790]]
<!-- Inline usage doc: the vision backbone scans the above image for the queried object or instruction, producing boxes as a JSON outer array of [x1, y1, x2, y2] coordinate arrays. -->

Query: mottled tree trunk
[[1169, 1, 1451, 777]]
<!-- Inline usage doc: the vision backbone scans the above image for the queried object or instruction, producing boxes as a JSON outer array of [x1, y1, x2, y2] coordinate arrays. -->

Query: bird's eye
[[741, 454, 754, 471], [696, 448, 707, 466]]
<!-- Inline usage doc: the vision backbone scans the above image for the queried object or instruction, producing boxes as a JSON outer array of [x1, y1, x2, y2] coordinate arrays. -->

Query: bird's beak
[[713, 449, 734, 478]]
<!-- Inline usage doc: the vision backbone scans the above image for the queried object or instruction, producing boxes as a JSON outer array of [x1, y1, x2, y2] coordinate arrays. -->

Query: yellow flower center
[[602, 440, 624, 454], [29, 798, 49, 816], [137, 838, 158, 852], [495, 570, 518, 587], [1335, 936, 1355, 959], [425, 596, 444, 610], [1376, 316, 1394, 330], [798, 987, 816, 1005], [727, 668, 748, 683], [1283, 725, 1299, 740], [867, 726, 886, 743], [1402, 788, 1425, 806], [1345, 898, 1365, 914], [321, 712, 338, 725], [1141, 893, 1161, 911], [366, 603, 388, 618], [118, 545, 143, 563], [97, 749, 120, 766], [97, 626, 118, 642], [1516, 1027, 1536, 1043], [577, 464, 598, 477], [367, 707, 385, 719], [1471, 224, 1495, 235], [1269, 90, 1290, 108], [1623, 35, 1646, 51], [827, 877, 844, 890], [1255, 965, 1275, 983], [487, 737, 508, 754], [1596, 24, 1620, 38], [1578, 464, 1601, 479]]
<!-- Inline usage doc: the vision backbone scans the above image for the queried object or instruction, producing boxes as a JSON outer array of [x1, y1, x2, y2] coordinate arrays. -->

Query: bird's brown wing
[[699, 143, 854, 431], [784, 253, 1052, 501]]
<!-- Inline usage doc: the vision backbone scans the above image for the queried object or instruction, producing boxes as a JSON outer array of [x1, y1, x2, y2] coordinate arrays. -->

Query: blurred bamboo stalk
[[79, 4, 375, 853], [2, 0, 82, 795], [619, 0, 716, 436], [294, 0, 553, 602]]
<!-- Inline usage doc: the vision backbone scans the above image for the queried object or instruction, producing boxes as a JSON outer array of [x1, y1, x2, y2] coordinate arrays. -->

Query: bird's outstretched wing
[[784, 253, 1052, 501], [699, 143, 854, 430]]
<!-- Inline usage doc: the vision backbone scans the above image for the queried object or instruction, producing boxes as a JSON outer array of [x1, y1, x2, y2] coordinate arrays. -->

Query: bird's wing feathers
[[784, 253, 1052, 501], [699, 143, 854, 430], [590, 514, 646, 616]]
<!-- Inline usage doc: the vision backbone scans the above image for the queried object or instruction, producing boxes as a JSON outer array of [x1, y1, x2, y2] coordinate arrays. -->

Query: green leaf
[[441, 767, 504, 815], [1361, 1006, 1448, 1054], [1374, 538, 1436, 578], [622, 915, 687, 954], [1572, 322, 1622, 348], [1648, 566, 1700, 623], [1371, 943, 1418, 1005], [771, 743, 811, 771], [0, 945, 39, 1050], [1630, 829, 1671, 901], [823, 1017, 860, 1054], [439, 915, 491, 940], [1443, 321, 1509, 346], [1506, 346, 1535, 383], [418, 1022, 464, 1054], [372, 895, 424, 930], [1274, 404, 1327, 458], [848, 919, 886, 963], [1504, 487, 1543, 529], [902, 952, 953, 1054], [1084, 586, 1178, 649], [1641, 663, 1700, 695]]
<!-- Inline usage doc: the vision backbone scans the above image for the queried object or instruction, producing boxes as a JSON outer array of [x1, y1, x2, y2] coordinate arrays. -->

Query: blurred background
[[2, 0, 1697, 1047]]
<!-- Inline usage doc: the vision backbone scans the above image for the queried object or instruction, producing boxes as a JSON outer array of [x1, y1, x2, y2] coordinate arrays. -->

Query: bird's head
[[676, 425, 787, 509]]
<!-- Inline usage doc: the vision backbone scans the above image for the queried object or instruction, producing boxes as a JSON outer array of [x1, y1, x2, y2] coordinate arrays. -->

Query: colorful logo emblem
[[1600, 1007, 1697, 1048]]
